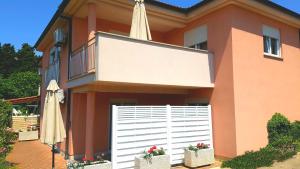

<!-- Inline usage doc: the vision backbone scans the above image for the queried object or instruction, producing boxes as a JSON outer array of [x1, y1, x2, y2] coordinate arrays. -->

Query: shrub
[[268, 136, 296, 161], [0, 100, 16, 156], [0, 100, 12, 128], [291, 121, 300, 141], [267, 113, 291, 144], [221, 147, 276, 169], [294, 140, 300, 152], [222, 113, 298, 169]]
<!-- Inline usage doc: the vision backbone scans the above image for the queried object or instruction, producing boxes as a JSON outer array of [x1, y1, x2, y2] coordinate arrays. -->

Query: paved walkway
[[6, 141, 67, 169], [5, 140, 223, 169]]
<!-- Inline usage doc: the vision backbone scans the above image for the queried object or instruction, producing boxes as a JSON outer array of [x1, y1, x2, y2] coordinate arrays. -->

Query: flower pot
[[18, 131, 39, 141], [134, 155, 170, 169], [84, 161, 112, 169], [184, 148, 215, 168]]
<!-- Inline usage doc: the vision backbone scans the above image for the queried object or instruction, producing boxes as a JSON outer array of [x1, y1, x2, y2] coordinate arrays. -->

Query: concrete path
[[6, 141, 66, 169]]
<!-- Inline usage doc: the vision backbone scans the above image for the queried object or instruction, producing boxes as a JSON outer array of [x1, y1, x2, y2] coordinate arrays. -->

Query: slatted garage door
[[112, 105, 213, 169]]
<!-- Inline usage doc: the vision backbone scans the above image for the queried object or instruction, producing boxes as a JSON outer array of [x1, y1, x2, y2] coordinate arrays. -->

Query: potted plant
[[67, 153, 111, 169], [18, 125, 39, 141], [184, 143, 214, 168], [135, 146, 170, 169]]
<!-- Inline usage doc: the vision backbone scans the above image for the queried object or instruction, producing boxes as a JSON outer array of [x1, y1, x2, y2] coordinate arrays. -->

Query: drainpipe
[[60, 15, 72, 160]]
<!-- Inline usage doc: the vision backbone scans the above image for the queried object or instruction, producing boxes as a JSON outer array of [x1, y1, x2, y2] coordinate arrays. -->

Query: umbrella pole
[[52, 145, 55, 169]]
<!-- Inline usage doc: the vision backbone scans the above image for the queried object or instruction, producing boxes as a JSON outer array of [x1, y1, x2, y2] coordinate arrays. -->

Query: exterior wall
[[69, 93, 87, 156], [40, 3, 300, 159], [40, 25, 70, 153], [230, 6, 300, 155], [70, 91, 211, 157], [72, 17, 166, 51], [165, 6, 237, 157]]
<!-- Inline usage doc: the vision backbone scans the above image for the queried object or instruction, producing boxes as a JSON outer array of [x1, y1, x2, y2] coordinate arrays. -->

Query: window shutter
[[184, 25, 207, 47], [263, 25, 280, 39]]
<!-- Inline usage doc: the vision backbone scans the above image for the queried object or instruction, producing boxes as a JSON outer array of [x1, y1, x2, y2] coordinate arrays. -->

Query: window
[[189, 41, 208, 50], [263, 25, 281, 57], [184, 25, 208, 50], [45, 47, 61, 86]]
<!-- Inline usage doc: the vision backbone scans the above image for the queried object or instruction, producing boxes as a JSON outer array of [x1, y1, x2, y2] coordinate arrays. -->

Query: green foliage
[[267, 113, 291, 144], [222, 113, 298, 169], [221, 147, 276, 169], [268, 136, 296, 161], [0, 71, 40, 99], [0, 44, 16, 77], [0, 100, 17, 159], [0, 43, 39, 78], [0, 154, 16, 169], [291, 121, 300, 140], [0, 101, 12, 127], [0, 43, 40, 100], [294, 140, 300, 152]]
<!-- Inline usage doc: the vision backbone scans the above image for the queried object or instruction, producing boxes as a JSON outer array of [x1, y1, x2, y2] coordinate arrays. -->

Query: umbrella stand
[[52, 145, 55, 169]]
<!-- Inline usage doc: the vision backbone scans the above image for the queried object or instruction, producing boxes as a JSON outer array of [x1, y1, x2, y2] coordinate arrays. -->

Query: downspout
[[60, 15, 72, 160]]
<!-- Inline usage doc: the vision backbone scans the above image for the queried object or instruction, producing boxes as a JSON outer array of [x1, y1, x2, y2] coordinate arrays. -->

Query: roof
[[6, 96, 40, 105], [34, 0, 300, 49]]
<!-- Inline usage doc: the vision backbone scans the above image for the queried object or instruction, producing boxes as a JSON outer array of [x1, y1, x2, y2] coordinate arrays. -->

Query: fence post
[[166, 105, 172, 164], [208, 105, 214, 149], [112, 105, 118, 169]]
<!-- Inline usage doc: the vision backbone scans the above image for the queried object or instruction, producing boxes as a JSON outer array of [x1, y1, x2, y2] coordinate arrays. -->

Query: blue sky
[[0, 0, 299, 50]]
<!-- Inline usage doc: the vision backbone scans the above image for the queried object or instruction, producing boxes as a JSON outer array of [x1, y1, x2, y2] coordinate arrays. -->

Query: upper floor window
[[263, 25, 281, 57], [184, 25, 208, 50], [45, 47, 61, 86]]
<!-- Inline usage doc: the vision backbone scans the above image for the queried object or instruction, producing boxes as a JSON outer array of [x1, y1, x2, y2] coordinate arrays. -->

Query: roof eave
[[34, 0, 70, 49]]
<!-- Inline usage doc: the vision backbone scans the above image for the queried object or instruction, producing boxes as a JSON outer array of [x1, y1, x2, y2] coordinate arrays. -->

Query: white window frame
[[184, 25, 208, 50], [263, 25, 281, 58]]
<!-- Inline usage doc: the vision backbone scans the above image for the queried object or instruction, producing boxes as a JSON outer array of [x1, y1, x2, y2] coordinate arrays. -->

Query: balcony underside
[[69, 79, 214, 95]]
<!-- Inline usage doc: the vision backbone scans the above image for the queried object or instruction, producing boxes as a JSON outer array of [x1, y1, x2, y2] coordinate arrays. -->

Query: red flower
[[148, 149, 153, 153], [89, 157, 94, 161], [152, 146, 157, 150], [82, 157, 87, 161]]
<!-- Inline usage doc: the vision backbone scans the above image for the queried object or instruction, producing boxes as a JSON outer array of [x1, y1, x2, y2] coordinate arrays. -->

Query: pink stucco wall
[[40, 3, 300, 159], [69, 91, 211, 156], [165, 6, 238, 157], [230, 6, 300, 155]]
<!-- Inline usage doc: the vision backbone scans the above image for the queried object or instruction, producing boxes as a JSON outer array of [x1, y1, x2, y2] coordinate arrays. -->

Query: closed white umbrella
[[130, 0, 152, 40], [40, 80, 66, 169]]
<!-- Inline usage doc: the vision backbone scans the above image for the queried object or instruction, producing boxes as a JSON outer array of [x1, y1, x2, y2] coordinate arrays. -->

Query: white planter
[[184, 148, 215, 168], [18, 131, 39, 141], [84, 161, 112, 169], [135, 155, 170, 169]]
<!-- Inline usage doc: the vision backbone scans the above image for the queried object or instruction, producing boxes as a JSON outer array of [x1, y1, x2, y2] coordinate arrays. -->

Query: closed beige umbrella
[[40, 80, 66, 169], [130, 0, 152, 40]]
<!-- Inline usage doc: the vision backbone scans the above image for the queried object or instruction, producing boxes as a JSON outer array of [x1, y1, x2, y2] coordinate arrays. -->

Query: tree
[[0, 44, 17, 77], [0, 43, 40, 100], [15, 43, 39, 73], [0, 72, 40, 99]]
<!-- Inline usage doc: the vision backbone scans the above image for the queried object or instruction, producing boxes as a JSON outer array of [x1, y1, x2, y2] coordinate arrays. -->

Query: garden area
[[221, 113, 300, 169]]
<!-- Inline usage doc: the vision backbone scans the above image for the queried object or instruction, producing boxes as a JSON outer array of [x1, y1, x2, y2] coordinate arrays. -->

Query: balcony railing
[[69, 38, 96, 79]]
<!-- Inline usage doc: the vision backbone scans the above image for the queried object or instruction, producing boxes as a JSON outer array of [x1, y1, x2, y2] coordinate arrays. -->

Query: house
[[35, 0, 300, 163]]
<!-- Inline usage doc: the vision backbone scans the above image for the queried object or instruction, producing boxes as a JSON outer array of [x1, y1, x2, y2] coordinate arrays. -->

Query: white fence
[[112, 105, 213, 169]]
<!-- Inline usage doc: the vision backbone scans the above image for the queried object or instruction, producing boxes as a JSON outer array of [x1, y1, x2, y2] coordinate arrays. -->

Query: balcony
[[68, 32, 214, 89]]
